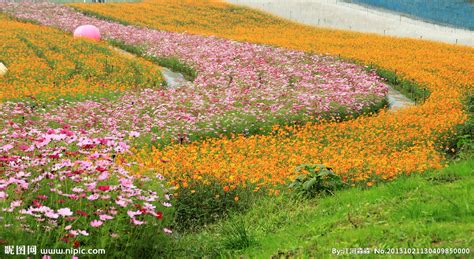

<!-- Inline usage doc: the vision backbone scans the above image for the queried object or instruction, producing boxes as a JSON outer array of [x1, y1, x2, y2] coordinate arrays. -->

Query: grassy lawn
[[164, 158, 473, 257]]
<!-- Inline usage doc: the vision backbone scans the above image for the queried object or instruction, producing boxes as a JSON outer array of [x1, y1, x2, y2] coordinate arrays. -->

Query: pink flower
[[0, 192, 7, 200], [10, 200, 22, 209], [119, 178, 133, 188], [164, 228, 173, 234], [84, 182, 97, 191], [1, 144, 13, 152], [77, 229, 89, 236], [99, 214, 114, 221], [45, 211, 59, 219], [129, 131, 140, 138], [116, 199, 128, 207], [87, 194, 100, 201], [114, 142, 129, 153], [98, 172, 109, 181], [37, 195, 48, 200], [132, 218, 145, 225], [127, 210, 142, 218], [90, 220, 103, 228], [19, 145, 29, 151], [72, 187, 84, 193], [57, 208, 73, 217]]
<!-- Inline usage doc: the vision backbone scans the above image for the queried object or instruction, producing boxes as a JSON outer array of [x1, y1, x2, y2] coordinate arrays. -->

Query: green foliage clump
[[289, 164, 345, 198]]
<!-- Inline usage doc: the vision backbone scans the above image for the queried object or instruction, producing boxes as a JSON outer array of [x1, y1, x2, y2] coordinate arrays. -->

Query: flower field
[[0, 15, 164, 101], [0, 15, 175, 253], [66, 0, 473, 186], [0, 0, 473, 256], [1, 3, 387, 142], [0, 0, 472, 204]]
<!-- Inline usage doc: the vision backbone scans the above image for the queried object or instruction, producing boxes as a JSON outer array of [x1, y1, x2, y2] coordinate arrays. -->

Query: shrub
[[289, 164, 345, 198]]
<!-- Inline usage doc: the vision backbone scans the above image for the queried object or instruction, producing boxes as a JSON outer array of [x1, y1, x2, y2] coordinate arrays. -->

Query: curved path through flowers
[[114, 46, 413, 109]]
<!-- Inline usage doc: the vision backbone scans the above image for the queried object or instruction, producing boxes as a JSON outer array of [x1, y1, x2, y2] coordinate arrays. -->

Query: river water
[[345, 0, 474, 30]]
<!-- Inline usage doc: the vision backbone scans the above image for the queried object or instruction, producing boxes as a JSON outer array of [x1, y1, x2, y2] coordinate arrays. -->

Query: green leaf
[[295, 174, 308, 181], [303, 177, 318, 190]]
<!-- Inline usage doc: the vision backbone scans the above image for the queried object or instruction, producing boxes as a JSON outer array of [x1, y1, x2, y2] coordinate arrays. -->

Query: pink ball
[[73, 25, 101, 41]]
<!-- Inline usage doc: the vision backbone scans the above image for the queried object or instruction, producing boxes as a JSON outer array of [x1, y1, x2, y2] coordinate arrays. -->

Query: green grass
[[372, 66, 430, 104], [162, 158, 474, 257]]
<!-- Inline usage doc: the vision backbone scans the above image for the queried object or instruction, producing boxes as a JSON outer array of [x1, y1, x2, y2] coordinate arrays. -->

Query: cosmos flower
[[57, 208, 73, 217], [90, 220, 103, 228]]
